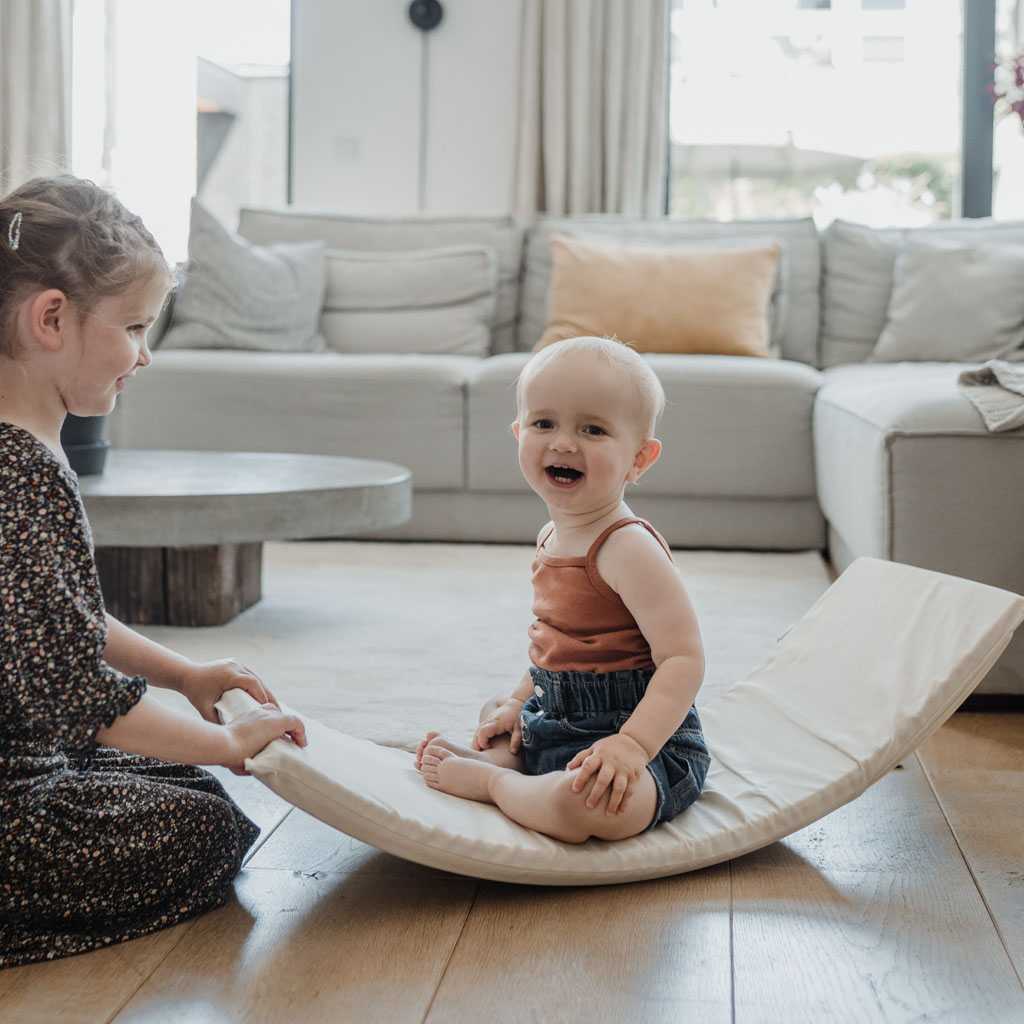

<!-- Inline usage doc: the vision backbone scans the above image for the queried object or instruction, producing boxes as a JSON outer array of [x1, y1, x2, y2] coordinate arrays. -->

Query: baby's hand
[[222, 704, 306, 775], [566, 733, 650, 815], [472, 698, 524, 753]]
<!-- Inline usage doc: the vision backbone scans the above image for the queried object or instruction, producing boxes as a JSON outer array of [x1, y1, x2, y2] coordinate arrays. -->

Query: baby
[[416, 336, 709, 842]]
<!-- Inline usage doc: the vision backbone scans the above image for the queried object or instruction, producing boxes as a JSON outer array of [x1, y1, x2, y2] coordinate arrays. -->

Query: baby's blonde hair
[[0, 175, 175, 358], [516, 336, 666, 439]]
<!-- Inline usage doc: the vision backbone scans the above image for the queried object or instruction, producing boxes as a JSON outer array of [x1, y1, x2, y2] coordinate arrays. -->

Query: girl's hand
[[472, 698, 525, 753], [178, 658, 280, 723], [566, 733, 650, 815], [222, 704, 307, 775]]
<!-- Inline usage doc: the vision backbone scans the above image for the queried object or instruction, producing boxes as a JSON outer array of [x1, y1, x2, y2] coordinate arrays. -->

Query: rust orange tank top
[[527, 517, 674, 674]]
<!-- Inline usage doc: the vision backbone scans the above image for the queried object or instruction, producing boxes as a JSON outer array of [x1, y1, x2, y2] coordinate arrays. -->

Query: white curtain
[[0, 0, 74, 193], [513, 0, 670, 219]]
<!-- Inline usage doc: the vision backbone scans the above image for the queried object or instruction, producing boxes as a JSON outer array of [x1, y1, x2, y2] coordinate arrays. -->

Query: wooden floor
[[2, 710, 1022, 1023]]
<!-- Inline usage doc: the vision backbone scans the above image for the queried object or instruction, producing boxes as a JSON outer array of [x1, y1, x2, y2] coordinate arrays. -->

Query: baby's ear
[[511, 421, 521, 440], [628, 438, 662, 482]]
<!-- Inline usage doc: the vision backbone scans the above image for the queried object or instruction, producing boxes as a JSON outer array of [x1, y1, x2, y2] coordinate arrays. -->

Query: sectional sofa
[[106, 206, 1024, 692]]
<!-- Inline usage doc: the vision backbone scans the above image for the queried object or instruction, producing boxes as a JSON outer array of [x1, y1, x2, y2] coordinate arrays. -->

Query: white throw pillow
[[821, 218, 1024, 367], [319, 245, 498, 356], [161, 199, 327, 353], [819, 219, 907, 367], [869, 242, 1024, 363]]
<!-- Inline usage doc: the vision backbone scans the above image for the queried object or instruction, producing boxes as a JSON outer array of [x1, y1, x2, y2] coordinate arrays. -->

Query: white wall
[[291, 0, 522, 215]]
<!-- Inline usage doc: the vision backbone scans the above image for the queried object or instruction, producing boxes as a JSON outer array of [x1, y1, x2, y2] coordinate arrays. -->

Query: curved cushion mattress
[[216, 558, 1024, 885]]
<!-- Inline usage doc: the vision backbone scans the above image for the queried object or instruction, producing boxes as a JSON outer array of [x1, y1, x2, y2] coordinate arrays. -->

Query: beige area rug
[[141, 542, 832, 751]]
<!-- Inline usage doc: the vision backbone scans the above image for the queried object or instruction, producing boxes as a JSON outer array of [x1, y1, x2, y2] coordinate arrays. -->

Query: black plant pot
[[60, 414, 110, 475]]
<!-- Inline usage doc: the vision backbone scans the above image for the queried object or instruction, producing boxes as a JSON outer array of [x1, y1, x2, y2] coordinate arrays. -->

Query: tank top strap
[[537, 524, 556, 552], [584, 517, 672, 569]]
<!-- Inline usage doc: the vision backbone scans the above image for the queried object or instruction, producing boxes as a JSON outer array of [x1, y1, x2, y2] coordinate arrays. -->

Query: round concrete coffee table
[[78, 450, 412, 627]]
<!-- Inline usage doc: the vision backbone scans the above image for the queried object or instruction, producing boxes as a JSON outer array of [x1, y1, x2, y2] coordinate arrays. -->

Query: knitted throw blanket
[[957, 359, 1024, 432]]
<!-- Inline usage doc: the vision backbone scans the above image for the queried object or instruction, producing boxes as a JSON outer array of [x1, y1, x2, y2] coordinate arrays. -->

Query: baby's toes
[[414, 731, 442, 768], [419, 752, 443, 787]]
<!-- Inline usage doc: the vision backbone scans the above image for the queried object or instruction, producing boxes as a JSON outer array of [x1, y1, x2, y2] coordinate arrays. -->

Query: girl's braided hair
[[0, 175, 174, 357]]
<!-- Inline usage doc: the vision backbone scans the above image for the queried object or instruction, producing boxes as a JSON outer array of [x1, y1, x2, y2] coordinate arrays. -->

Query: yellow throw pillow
[[536, 234, 781, 357]]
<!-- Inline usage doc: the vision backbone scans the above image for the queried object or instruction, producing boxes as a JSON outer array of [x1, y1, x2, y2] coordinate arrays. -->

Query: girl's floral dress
[[0, 424, 258, 967]]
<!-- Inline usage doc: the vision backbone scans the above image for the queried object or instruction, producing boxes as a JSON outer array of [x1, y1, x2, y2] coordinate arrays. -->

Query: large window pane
[[669, 0, 962, 226], [71, 0, 289, 261], [993, 0, 1024, 219], [194, 5, 290, 234]]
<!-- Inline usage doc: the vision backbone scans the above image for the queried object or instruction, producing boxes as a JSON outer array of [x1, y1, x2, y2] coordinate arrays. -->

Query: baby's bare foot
[[419, 745, 499, 803], [414, 732, 487, 769], [414, 731, 442, 769]]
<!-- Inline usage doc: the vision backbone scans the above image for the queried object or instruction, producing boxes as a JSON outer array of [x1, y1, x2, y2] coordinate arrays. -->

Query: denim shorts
[[519, 666, 710, 830]]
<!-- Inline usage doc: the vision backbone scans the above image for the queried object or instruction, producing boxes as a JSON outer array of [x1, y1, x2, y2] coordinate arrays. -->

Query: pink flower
[[992, 49, 1024, 132]]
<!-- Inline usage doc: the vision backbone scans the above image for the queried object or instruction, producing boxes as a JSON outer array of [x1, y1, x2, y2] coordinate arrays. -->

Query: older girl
[[0, 175, 305, 966]]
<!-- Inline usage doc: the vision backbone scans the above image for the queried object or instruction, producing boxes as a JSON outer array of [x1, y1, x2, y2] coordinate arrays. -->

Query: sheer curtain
[[513, 0, 670, 219], [0, 0, 74, 192]]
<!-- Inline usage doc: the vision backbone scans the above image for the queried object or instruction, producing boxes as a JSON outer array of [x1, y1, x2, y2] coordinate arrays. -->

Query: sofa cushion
[[535, 234, 780, 358], [519, 214, 821, 365], [820, 218, 1024, 367], [108, 350, 477, 490], [320, 245, 498, 356], [237, 208, 523, 354], [543, 229, 792, 355], [869, 242, 1024, 363], [814, 361, 1024, 591], [161, 200, 327, 353], [466, 353, 823, 500]]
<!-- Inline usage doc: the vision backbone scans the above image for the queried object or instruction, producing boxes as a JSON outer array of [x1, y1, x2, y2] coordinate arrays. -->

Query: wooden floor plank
[[917, 710, 1024, 772], [731, 757, 1024, 1023], [734, 862, 1024, 1023], [760, 763, 960, 874], [923, 770, 1024, 979], [918, 711, 1024, 980], [109, 809, 478, 1024], [0, 921, 198, 1024], [425, 866, 733, 1024]]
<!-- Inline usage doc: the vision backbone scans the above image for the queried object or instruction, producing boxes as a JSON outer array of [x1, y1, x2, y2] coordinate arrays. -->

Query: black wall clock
[[408, 0, 443, 31]]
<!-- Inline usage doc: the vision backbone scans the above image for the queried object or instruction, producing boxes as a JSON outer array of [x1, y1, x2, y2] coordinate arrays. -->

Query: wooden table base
[[95, 543, 263, 627]]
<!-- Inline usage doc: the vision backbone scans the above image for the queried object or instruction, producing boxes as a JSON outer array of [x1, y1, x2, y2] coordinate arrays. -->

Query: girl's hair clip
[[7, 211, 22, 251]]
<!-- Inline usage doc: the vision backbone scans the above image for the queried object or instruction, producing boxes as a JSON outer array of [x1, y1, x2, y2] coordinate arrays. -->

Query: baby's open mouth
[[546, 465, 582, 484]]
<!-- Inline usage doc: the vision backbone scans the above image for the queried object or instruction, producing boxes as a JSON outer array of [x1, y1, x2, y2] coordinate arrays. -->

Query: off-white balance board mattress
[[216, 558, 1024, 886]]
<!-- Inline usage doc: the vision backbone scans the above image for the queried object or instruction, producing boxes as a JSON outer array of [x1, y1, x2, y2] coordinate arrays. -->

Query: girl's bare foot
[[414, 731, 488, 770], [418, 745, 501, 804]]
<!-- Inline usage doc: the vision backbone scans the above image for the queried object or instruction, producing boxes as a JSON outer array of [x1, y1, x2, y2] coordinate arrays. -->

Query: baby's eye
[[533, 419, 554, 430], [583, 425, 606, 436], [127, 324, 146, 336]]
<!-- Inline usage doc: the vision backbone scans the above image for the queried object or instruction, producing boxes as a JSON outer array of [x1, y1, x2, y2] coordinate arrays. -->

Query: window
[[668, 0, 961, 226], [71, 0, 290, 262], [993, 0, 1024, 218]]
